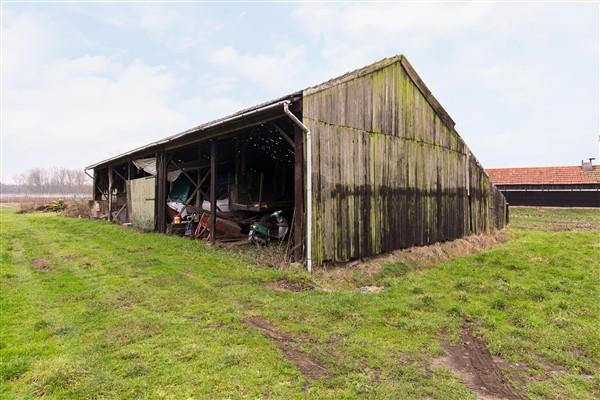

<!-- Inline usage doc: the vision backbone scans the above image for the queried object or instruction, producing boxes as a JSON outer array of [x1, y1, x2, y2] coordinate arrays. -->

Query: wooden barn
[[487, 161, 600, 207], [86, 55, 508, 270]]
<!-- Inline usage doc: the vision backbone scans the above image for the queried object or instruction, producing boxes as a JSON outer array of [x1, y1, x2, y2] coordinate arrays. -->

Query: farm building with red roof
[[486, 160, 600, 207]]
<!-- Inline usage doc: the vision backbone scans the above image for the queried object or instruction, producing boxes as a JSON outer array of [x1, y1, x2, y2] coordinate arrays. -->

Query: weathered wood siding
[[303, 57, 507, 264], [127, 176, 156, 231]]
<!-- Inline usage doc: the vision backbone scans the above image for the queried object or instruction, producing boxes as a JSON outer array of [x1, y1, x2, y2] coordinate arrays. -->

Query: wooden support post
[[92, 170, 100, 201], [210, 140, 217, 244], [293, 125, 305, 262], [107, 167, 113, 221], [231, 138, 239, 205], [155, 151, 168, 233], [258, 172, 264, 208], [196, 144, 202, 208]]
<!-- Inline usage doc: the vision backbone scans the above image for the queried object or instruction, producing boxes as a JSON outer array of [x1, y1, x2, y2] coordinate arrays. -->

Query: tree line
[[2, 167, 92, 195]]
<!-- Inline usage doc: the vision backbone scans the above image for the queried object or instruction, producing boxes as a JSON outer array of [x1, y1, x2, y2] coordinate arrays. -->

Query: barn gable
[[303, 55, 506, 264]]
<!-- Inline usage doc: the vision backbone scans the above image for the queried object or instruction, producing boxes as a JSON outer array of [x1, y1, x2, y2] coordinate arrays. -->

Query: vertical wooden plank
[[325, 123, 334, 261], [369, 129, 377, 254], [155, 151, 167, 233], [210, 140, 217, 244], [333, 124, 341, 260], [107, 167, 113, 221], [127, 161, 133, 181], [196, 144, 203, 208], [310, 118, 322, 265], [92, 170, 100, 201]]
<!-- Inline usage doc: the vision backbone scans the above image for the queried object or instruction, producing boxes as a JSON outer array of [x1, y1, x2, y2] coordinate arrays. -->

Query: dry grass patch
[[315, 231, 509, 290], [263, 278, 314, 293]]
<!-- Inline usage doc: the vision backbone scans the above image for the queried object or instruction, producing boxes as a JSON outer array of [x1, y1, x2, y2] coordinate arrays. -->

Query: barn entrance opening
[[159, 118, 301, 261]]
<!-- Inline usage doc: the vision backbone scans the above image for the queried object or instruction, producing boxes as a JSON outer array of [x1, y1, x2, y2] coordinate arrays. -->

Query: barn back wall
[[303, 56, 507, 264]]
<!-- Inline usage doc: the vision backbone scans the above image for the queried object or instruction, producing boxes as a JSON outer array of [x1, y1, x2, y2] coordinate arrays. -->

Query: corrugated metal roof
[[86, 93, 301, 170]]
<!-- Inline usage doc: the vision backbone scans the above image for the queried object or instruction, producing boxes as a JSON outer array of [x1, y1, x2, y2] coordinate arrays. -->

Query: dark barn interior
[[88, 95, 306, 262]]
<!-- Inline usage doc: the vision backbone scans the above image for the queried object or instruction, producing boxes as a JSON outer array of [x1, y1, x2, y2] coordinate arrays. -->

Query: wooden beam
[[95, 185, 108, 200], [210, 140, 217, 244], [107, 167, 113, 222], [114, 203, 127, 220], [185, 186, 199, 205], [87, 94, 302, 171], [163, 109, 288, 152], [155, 151, 168, 233], [190, 170, 211, 205], [112, 168, 126, 183], [293, 125, 304, 262], [197, 170, 210, 195], [258, 172, 264, 208], [92, 170, 100, 201], [167, 160, 227, 172], [196, 144, 202, 208], [169, 160, 197, 189], [271, 122, 295, 148]]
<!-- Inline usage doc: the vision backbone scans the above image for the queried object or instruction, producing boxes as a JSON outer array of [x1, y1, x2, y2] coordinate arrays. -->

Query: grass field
[[1, 207, 598, 399]]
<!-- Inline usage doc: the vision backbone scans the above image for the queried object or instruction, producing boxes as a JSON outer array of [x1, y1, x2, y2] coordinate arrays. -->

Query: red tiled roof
[[486, 165, 600, 185]]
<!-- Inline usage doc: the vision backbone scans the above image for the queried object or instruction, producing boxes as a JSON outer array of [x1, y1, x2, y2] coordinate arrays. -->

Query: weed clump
[[45, 200, 67, 212]]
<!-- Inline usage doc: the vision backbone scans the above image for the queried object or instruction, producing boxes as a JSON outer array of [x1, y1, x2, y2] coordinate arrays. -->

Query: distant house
[[87, 55, 507, 268], [486, 160, 600, 207]]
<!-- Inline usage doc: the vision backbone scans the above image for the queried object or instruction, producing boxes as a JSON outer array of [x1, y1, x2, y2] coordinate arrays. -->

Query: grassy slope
[[0, 207, 598, 399]]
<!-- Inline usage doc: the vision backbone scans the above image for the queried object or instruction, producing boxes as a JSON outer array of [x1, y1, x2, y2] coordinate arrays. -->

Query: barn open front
[[87, 96, 305, 262]]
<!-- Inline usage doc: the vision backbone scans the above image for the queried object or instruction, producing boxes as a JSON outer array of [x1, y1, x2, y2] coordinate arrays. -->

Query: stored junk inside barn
[[86, 55, 508, 270]]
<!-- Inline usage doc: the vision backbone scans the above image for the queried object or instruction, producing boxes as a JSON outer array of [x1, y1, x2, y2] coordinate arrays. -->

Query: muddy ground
[[433, 327, 524, 400], [31, 258, 53, 272], [244, 316, 328, 380]]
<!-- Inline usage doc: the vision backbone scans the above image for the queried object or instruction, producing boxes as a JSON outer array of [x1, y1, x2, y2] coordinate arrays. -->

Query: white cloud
[[294, 3, 499, 44], [1, 12, 199, 180], [292, 2, 598, 167], [3, 57, 191, 174], [210, 44, 307, 92], [291, 3, 505, 81], [104, 5, 192, 35], [2, 11, 58, 84], [1, 3, 596, 180], [99, 5, 220, 51]]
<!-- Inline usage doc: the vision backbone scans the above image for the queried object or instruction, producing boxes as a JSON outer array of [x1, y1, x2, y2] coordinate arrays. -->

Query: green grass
[[1, 207, 599, 399], [507, 206, 600, 231]]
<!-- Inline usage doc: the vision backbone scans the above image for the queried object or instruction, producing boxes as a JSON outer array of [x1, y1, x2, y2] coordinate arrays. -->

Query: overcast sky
[[1, 2, 598, 182]]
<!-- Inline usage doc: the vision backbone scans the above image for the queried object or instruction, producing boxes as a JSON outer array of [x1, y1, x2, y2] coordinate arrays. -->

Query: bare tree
[[13, 173, 27, 186], [4, 167, 92, 194]]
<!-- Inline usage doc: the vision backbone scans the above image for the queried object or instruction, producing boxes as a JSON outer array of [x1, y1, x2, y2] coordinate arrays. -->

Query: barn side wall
[[303, 59, 507, 264]]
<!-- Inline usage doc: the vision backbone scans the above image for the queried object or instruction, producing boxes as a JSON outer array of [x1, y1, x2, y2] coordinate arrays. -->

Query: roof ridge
[[487, 165, 597, 170]]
